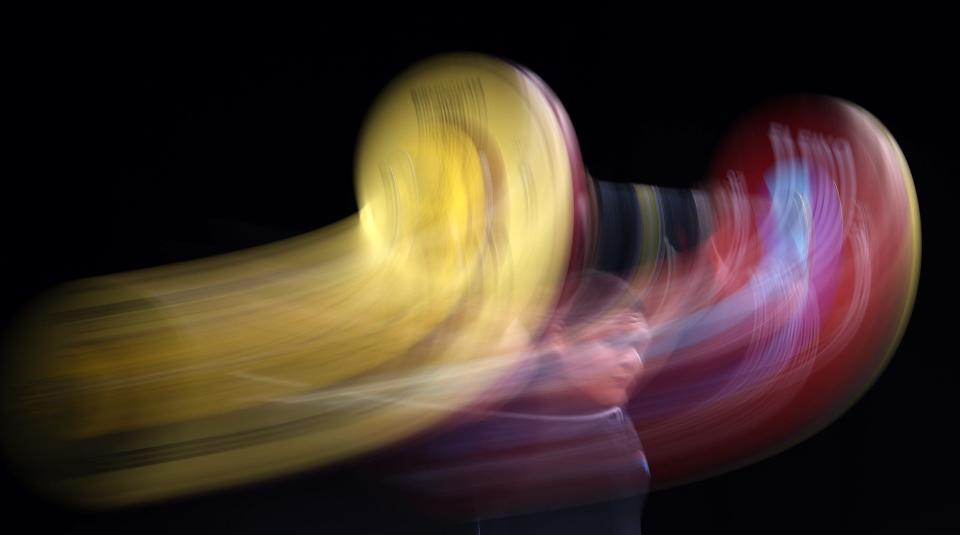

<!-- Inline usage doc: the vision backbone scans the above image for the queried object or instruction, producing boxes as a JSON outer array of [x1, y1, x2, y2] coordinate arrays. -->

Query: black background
[[4, 20, 958, 534]]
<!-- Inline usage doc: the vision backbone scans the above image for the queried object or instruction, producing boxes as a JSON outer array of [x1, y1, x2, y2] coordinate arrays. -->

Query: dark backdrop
[[4, 21, 957, 534]]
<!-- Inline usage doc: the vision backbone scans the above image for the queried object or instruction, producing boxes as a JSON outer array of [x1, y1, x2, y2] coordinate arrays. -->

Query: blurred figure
[[394, 271, 651, 534]]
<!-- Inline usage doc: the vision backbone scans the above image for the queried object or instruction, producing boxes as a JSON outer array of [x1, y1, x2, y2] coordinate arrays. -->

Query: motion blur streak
[[0, 55, 920, 513]]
